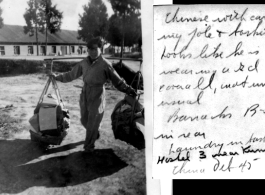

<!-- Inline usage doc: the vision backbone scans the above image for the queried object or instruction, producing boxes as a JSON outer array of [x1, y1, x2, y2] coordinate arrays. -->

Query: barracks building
[[0, 24, 87, 56]]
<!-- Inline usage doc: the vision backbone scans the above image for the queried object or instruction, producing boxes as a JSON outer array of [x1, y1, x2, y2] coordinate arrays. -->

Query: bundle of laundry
[[111, 95, 145, 150], [29, 93, 70, 145]]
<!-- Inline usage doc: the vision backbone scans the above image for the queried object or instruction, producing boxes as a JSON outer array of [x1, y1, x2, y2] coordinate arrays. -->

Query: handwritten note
[[153, 4, 265, 178]]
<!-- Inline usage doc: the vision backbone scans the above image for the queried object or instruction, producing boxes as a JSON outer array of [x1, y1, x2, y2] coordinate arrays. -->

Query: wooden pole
[[45, 0, 48, 56]]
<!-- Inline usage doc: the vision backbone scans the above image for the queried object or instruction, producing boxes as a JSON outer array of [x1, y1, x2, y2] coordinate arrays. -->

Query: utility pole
[[45, 0, 48, 56], [120, 12, 126, 65], [35, 0, 39, 56]]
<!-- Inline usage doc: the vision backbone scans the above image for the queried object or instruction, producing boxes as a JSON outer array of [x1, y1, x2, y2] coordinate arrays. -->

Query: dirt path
[[0, 74, 145, 195]]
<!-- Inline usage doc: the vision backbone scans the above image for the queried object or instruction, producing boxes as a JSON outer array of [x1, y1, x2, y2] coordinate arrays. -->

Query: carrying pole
[[37, 59, 64, 107], [37, 77, 51, 107], [50, 60, 64, 107], [130, 61, 143, 123], [51, 77, 64, 107]]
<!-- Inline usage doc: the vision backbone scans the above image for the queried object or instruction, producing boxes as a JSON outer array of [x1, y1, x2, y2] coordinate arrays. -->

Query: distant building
[[0, 24, 87, 56], [104, 45, 115, 54]]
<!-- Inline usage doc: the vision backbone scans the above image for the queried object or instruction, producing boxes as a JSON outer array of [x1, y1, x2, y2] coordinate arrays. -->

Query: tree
[[24, 0, 45, 56], [78, 0, 109, 50], [108, 0, 141, 58], [24, 0, 63, 56], [106, 15, 122, 47], [40, 0, 63, 34], [123, 13, 141, 49], [107, 13, 141, 49], [40, 0, 63, 55], [0, 0, 4, 28]]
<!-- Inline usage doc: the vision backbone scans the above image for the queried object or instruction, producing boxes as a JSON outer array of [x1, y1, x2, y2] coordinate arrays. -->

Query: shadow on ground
[[0, 139, 127, 194]]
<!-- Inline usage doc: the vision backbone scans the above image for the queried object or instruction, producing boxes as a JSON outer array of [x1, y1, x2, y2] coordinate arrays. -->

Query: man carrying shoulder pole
[[48, 37, 137, 152]]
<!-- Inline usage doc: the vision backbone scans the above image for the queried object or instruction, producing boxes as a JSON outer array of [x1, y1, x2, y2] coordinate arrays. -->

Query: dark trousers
[[79, 89, 105, 150]]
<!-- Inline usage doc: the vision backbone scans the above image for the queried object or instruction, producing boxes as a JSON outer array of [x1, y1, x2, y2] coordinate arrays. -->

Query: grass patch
[[0, 113, 24, 138]]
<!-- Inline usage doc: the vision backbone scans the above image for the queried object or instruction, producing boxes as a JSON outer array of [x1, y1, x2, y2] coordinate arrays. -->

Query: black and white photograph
[[0, 0, 146, 194]]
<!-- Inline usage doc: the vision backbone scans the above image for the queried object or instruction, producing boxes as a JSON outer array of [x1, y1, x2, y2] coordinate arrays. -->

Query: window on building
[[14, 46, 20, 55], [0, 46, 5, 55], [40, 46, 46, 55], [71, 46, 75, 53], [52, 46, 56, 54], [78, 46, 83, 54], [28, 46, 33, 55], [60, 46, 67, 55]]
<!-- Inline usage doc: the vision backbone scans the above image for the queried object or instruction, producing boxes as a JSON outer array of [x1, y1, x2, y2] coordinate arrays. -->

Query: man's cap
[[87, 37, 102, 49]]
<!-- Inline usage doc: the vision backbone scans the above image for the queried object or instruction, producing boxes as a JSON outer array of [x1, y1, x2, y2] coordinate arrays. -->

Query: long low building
[[0, 24, 87, 56]]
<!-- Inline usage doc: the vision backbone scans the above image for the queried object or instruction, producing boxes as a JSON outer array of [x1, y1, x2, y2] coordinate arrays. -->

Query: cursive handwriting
[[157, 151, 190, 164], [194, 43, 224, 59], [213, 156, 236, 172], [213, 156, 252, 172], [234, 59, 259, 73], [159, 68, 193, 75], [245, 133, 265, 145], [154, 5, 265, 176], [212, 8, 248, 22], [157, 32, 182, 41], [193, 72, 216, 90], [169, 141, 223, 154], [178, 131, 206, 139], [161, 45, 192, 60], [172, 161, 205, 174], [212, 144, 239, 158], [154, 132, 174, 140], [220, 76, 248, 89], [167, 106, 232, 123], [157, 91, 204, 106], [226, 41, 244, 58], [229, 20, 265, 37], [165, 7, 209, 23], [242, 145, 265, 154], [167, 108, 207, 123], [159, 83, 191, 92]]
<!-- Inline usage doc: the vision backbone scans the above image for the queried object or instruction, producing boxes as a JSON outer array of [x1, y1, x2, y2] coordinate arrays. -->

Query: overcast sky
[[1, 0, 114, 31]]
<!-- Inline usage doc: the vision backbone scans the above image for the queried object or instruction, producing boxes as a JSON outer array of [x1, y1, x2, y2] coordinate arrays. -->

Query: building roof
[[0, 24, 87, 45]]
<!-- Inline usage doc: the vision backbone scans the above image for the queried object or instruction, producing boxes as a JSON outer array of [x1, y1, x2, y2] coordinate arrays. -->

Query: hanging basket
[[29, 75, 70, 147]]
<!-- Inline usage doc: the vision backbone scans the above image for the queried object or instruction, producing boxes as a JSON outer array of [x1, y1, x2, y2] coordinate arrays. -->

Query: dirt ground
[[0, 73, 145, 195]]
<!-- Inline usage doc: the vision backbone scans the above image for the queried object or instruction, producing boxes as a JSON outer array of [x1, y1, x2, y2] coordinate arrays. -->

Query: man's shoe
[[83, 144, 95, 153], [84, 148, 94, 153]]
